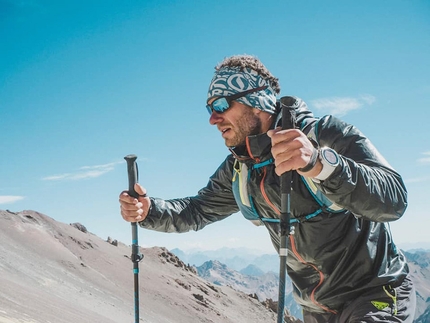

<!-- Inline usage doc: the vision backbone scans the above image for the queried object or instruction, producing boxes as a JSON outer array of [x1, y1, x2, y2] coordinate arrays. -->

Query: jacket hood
[[274, 96, 315, 129]]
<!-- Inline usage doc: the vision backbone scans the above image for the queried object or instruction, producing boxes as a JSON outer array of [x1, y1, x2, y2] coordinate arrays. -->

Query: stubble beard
[[225, 111, 262, 148]]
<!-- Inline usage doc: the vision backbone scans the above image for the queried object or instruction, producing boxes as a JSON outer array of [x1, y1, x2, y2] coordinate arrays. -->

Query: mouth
[[220, 128, 231, 137]]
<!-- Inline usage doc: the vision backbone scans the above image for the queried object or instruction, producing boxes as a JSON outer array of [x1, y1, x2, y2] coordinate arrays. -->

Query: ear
[[257, 110, 275, 132], [255, 109, 272, 118], [253, 107, 263, 115]]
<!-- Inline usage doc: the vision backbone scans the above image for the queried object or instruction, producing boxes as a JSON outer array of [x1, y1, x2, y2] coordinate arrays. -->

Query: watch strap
[[298, 148, 318, 173]]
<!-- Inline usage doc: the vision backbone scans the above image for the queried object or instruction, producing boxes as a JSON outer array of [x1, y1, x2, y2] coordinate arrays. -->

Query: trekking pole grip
[[125, 154, 139, 198], [124, 154, 143, 263]]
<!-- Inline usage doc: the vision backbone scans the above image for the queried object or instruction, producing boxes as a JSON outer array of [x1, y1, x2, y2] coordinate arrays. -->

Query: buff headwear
[[207, 67, 277, 114]]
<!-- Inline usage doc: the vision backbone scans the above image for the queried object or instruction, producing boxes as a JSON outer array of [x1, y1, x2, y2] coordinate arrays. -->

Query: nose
[[209, 111, 223, 125]]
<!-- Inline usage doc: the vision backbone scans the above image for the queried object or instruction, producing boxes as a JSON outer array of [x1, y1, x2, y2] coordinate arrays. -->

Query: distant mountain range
[[171, 247, 280, 272]]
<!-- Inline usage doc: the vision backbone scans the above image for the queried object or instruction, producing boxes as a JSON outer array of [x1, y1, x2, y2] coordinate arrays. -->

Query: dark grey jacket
[[140, 97, 409, 313]]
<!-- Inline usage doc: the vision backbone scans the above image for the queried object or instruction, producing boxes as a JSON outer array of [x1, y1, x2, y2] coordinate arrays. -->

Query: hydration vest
[[231, 119, 345, 226]]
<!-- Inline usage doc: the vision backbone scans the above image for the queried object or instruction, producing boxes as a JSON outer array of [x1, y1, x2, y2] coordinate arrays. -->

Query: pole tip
[[124, 154, 138, 161]]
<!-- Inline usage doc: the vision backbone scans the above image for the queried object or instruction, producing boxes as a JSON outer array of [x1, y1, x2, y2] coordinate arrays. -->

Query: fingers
[[268, 129, 313, 176], [119, 188, 150, 223], [134, 183, 147, 198], [266, 127, 281, 139], [272, 149, 302, 176]]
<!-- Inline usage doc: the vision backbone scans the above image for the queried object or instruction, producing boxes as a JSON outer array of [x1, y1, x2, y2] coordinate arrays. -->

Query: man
[[119, 55, 416, 322]]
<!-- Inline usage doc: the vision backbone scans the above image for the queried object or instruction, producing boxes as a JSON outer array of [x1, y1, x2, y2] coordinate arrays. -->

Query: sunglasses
[[206, 85, 267, 115]]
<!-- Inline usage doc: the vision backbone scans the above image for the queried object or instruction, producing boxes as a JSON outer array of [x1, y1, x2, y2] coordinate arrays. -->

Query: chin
[[226, 142, 245, 149], [225, 142, 234, 148], [224, 137, 245, 148]]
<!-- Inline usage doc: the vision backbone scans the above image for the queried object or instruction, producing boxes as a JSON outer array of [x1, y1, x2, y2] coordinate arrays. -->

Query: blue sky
[[1, 0, 429, 253]]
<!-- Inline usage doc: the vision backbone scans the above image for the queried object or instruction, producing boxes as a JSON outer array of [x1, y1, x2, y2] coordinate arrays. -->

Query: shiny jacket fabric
[[140, 97, 409, 313]]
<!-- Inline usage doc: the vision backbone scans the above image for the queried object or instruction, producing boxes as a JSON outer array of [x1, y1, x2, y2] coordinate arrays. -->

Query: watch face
[[323, 149, 338, 164]]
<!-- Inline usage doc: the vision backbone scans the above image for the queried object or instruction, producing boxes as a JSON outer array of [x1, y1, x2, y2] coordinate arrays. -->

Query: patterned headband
[[207, 67, 277, 114]]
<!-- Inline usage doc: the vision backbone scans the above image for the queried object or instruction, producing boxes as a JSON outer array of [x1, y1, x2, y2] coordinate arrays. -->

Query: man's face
[[208, 100, 263, 147]]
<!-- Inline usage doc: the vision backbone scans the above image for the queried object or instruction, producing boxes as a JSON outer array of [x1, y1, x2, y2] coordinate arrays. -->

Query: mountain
[[240, 264, 265, 276], [2, 209, 428, 323], [196, 260, 279, 300], [0, 209, 291, 323], [404, 250, 430, 322], [196, 259, 302, 320], [171, 247, 279, 272], [405, 250, 430, 268]]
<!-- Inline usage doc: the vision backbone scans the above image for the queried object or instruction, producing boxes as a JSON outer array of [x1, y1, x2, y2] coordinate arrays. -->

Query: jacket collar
[[229, 129, 274, 164], [229, 109, 281, 163]]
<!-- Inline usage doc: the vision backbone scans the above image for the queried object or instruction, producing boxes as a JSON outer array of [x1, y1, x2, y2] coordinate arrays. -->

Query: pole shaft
[[277, 98, 297, 323], [132, 222, 139, 323], [124, 154, 140, 323]]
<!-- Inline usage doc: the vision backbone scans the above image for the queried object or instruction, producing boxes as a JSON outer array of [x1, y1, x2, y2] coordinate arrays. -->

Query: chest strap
[[232, 159, 345, 226]]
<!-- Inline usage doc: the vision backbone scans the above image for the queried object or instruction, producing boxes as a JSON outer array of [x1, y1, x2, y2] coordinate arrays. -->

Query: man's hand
[[267, 128, 322, 177], [119, 183, 151, 222]]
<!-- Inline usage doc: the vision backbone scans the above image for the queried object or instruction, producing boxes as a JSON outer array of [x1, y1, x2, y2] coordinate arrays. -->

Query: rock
[[70, 222, 87, 233], [107, 236, 118, 246]]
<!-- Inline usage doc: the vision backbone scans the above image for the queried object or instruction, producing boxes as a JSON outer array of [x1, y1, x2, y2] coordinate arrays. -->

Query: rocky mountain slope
[[404, 250, 430, 322], [0, 209, 292, 323], [1, 209, 428, 323], [196, 260, 302, 319], [197, 260, 279, 300]]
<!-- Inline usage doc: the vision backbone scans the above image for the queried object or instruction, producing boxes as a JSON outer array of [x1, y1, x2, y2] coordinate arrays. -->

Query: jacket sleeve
[[138, 155, 239, 233], [315, 115, 407, 222]]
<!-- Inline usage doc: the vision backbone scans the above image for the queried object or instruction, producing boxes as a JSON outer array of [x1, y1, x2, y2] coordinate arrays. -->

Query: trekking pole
[[277, 98, 296, 323], [124, 154, 144, 323]]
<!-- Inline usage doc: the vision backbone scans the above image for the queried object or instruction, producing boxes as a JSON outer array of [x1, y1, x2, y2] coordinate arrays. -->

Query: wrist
[[298, 148, 319, 173], [298, 151, 323, 177]]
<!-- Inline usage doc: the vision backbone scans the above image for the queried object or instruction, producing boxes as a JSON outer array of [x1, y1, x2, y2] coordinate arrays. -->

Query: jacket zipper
[[260, 167, 281, 216], [246, 137, 281, 216], [260, 168, 335, 313], [289, 235, 337, 314], [246, 138, 336, 315]]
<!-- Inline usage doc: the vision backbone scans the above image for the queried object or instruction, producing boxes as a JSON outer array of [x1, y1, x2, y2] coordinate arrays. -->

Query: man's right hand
[[119, 183, 151, 222]]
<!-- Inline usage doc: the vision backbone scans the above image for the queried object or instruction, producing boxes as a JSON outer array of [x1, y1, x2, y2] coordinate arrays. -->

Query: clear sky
[[1, 0, 429, 254]]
